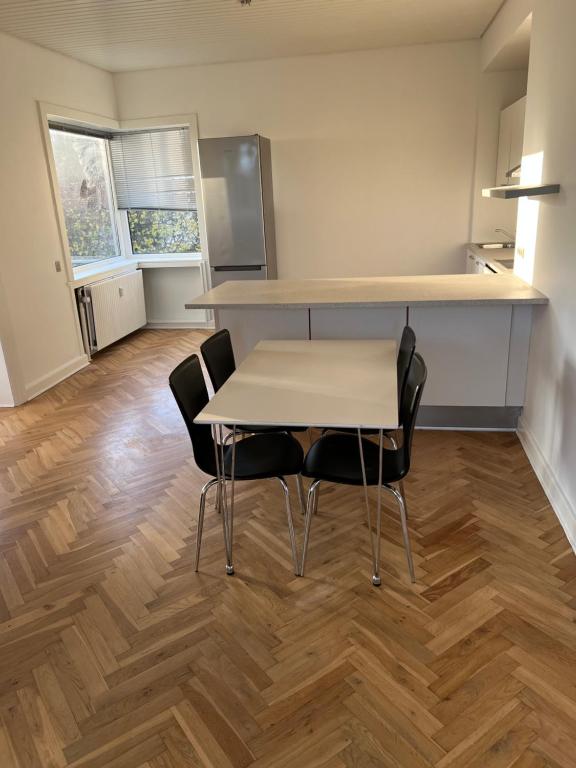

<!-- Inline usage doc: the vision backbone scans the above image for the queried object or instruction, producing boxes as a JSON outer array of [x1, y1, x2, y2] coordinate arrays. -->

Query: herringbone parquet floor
[[0, 329, 575, 768]]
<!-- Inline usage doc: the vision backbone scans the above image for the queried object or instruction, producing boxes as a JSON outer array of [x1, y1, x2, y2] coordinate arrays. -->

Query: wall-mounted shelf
[[482, 183, 561, 199]]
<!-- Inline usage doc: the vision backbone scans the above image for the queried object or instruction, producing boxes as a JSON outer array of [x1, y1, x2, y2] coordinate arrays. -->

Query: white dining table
[[194, 339, 398, 581]]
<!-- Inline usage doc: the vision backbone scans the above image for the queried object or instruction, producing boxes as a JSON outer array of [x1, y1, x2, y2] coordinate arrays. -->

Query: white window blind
[[109, 128, 197, 211]]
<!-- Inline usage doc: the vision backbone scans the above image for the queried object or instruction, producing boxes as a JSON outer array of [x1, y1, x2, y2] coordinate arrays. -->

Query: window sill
[[69, 254, 205, 288], [136, 254, 204, 269]]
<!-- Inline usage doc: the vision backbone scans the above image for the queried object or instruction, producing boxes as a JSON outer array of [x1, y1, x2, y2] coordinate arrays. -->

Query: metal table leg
[[358, 427, 384, 586], [213, 423, 237, 575]]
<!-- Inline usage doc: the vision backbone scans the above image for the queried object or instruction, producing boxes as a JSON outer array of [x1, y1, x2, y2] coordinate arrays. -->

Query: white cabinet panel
[[143, 267, 207, 326], [496, 96, 526, 186], [496, 105, 513, 186], [506, 304, 533, 406], [465, 249, 478, 274], [310, 308, 406, 340], [411, 305, 512, 407], [509, 96, 527, 176], [216, 308, 309, 363], [90, 270, 146, 350]]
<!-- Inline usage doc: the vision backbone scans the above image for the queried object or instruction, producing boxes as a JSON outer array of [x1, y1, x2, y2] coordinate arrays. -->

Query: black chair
[[201, 329, 308, 510], [200, 329, 309, 436], [169, 353, 304, 575], [325, 325, 416, 440], [300, 352, 427, 585]]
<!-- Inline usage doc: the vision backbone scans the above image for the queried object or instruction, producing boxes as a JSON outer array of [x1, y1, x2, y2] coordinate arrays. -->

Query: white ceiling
[[0, 0, 505, 73]]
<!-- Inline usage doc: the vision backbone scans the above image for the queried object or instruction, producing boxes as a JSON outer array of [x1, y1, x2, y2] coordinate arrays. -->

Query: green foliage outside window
[[127, 210, 200, 254], [49, 130, 120, 266]]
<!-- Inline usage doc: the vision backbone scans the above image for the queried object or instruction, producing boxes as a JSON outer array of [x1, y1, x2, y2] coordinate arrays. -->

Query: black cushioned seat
[[222, 432, 304, 480], [302, 433, 404, 486]]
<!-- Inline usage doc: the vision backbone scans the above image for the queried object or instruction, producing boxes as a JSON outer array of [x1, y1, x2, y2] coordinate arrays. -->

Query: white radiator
[[77, 270, 146, 353]]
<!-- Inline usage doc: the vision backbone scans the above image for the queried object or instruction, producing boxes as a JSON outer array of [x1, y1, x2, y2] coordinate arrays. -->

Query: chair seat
[[229, 424, 308, 434], [223, 432, 304, 480], [302, 433, 406, 486]]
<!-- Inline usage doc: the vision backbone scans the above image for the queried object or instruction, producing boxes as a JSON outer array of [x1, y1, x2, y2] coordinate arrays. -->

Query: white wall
[[470, 70, 527, 243], [481, 0, 534, 72], [506, 0, 576, 549], [0, 31, 116, 403], [115, 42, 482, 280], [0, 30, 536, 405], [0, 344, 14, 407]]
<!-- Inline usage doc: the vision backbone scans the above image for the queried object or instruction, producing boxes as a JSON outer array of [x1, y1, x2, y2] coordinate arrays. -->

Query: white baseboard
[[23, 354, 89, 403], [145, 321, 214, 329], [517, 417, 576, 552]]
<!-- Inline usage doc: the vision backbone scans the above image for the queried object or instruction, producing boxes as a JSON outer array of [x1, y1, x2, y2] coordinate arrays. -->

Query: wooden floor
[[0, 329, 575, 768]]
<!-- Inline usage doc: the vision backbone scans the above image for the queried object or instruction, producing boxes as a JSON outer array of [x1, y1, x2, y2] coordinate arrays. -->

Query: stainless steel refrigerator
[[198, 135, 277, 288]]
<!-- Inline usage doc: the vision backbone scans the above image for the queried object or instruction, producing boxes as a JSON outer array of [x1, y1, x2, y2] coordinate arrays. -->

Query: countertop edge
[[185, 297, 548, 309]]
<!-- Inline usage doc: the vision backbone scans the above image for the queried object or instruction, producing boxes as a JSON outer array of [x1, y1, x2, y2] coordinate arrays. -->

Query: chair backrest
[[200, 329, 236, 393], [169, 353, 216, 477], [399, 352, 427, 474], [397, 325, 416, 406]]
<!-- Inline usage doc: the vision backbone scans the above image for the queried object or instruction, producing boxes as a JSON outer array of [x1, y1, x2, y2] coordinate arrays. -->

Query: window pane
[[49, 130, 120, 267], [127, 210, 200, 254]]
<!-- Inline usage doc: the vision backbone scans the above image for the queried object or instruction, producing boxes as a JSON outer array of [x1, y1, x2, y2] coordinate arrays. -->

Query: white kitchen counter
[[185, 273, 546, 310], [185, 273, 546, 428]]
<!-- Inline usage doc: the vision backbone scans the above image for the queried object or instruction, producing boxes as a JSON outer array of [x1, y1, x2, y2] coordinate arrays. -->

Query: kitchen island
[[186, 273, 547, 428]]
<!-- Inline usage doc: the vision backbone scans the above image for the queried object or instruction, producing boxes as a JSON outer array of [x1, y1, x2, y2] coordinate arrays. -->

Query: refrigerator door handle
[[212, 265, 264, 272]]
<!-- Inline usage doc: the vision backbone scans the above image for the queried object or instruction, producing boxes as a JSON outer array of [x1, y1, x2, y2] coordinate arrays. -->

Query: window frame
[[48, 129, 126, 270], [66, 133, 129, 280], [39, 104, 207, 283]]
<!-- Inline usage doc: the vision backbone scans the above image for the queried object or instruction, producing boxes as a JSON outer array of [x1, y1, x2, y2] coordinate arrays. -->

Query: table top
[[185, 274, 548, 310], [195, 339, 399, 430]]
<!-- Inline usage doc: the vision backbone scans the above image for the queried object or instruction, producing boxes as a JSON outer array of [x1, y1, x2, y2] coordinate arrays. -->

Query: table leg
[[357, 427, 384, 586], [227, 425, 237, 573]]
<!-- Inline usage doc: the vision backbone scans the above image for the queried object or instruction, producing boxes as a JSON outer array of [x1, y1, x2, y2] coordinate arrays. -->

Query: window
[[109, 128, 200, 256], [49, 123, 200, 269], [49, 129, 120, 267], [127, 210, 200, 254]]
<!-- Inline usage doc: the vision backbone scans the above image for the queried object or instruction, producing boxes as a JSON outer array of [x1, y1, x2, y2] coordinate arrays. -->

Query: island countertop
[[185, 273, 547, 310]]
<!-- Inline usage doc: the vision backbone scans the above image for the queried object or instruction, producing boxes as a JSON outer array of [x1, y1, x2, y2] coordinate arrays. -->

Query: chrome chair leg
[[276, 477, 300, 575], [299, 479, 321, 576], [194, 478, 219, 571], [399, 479, 407, 519], [384, 484, 416, 583], [224, 426, 237, 575], [313, 483, 320, 515], [296, 474, 306, 515], [223, 430, 234, 446], [215, 478, 222, 515]]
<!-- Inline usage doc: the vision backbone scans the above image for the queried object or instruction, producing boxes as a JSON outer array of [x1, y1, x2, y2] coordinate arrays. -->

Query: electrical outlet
[[54, 260, 62, 273], [119, 287, 124, 297]]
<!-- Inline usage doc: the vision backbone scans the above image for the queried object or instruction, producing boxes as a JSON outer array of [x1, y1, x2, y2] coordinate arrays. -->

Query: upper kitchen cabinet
[[496, 96, 526, 186]]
